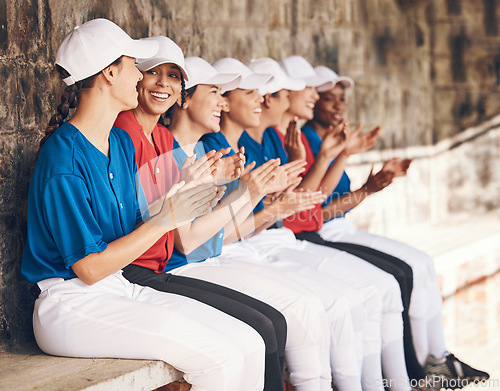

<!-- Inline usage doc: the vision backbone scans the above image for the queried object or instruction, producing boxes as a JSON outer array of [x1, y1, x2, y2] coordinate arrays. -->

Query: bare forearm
[[223, 207, 279, 244], [71, 222, 172, 285], [298, 157, 330, 191], [319, 152, 349, 196], [322, 188, 369, 221], [175, 186, 251, 253]]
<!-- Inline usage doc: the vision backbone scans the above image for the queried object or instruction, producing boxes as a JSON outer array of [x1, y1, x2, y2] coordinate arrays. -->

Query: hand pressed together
[[153, 179, 220, 228], [318, 119, 349, 162], [212, 147, 246, 184], [238, 159, 280, 201], [284, 117, 307, 162]]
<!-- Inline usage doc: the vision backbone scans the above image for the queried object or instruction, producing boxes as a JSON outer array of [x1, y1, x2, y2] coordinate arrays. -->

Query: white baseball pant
[[33, 271, 265, 391], [319, 217, 447, 365], [169, 258, 334, 391]]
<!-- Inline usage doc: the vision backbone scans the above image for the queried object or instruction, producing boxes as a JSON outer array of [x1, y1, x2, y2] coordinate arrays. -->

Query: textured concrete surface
[[346, 115, 500, 234], [0, 343, 183, 391], [387, 212, 500, 297]]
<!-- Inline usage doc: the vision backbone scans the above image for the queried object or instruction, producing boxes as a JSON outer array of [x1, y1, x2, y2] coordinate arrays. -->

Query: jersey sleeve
[[42, 174, 108, 269]]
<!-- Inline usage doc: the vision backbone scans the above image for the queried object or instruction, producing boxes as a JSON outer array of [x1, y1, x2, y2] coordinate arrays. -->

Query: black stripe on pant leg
[[295, 231, 425, 380], [122, 264, 286, 391], [324, 241, 424, 380]]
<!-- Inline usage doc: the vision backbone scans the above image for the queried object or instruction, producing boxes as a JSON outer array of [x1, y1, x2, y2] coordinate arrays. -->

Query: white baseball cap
[[136, 36, 188, 80], [279, 55, 336, 90], [314, 65, 354, 92], [184, 57, 242, 91], [246, 57, 305, 95], [212, 58, 273, 93], [56, 18, 159, 86]]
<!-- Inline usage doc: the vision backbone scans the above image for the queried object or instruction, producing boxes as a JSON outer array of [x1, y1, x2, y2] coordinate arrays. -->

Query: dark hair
[[39, 57, 123, 152], [161, 76, 189, 127], [184, 84, 197, 100], [180, 75, 187, 108]]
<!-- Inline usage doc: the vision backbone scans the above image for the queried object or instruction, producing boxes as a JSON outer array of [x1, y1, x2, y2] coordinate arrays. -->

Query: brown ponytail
[[39, 65, 79, 151]]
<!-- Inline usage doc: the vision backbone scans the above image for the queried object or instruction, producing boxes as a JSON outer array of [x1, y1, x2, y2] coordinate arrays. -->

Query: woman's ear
[[101, 64, 118, 85], [221, 96, 230, 112], [263, 93, 273, 108]]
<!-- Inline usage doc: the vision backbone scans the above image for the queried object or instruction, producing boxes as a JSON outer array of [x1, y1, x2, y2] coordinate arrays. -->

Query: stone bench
[[0, 343, 296, 391], [0, 342, 189, 391]]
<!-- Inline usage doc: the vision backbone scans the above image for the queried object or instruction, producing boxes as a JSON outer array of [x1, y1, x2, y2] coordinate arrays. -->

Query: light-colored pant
[[319, 217, 446, 365], [171, 258, 334, 391], [220, 227, 408, 391], [34, 272, 265, 391]]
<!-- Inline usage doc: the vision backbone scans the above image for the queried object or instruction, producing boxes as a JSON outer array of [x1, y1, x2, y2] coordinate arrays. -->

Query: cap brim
[[317, 76, 355, 93], [304, 74, 335, 88], [123, 39, 159, 60], [337, 76, 354, 89], [136, 57, 189, 80], [285, 77, 307, 91], [202, 74, 242, 94], [237, 73, 274, 90], [204, 73, 240, 86], [258, 77, 306, 95]]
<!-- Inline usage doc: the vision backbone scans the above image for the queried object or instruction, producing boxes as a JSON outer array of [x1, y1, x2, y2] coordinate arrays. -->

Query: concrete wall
[[346, 115, 500, 235], [0, 0, 499, 348]]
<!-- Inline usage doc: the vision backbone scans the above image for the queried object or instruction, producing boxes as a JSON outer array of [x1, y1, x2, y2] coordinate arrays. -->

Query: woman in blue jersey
[[303, 64, 490, 387], [201, 57, 381, 391], [20, 19, 269, 391], [113, 36, 295, 391], [240, 57, 413, 391], [205, 57, 416, 391], [275, 57, 423, 382], [122, 50, 334, 391]]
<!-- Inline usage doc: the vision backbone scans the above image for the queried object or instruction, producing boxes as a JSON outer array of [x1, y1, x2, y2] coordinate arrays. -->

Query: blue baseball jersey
[[301, 125, 352, 218], [238, 128, 288, 213], [166, 138, 224, 271], [21, 122, 141, 283]]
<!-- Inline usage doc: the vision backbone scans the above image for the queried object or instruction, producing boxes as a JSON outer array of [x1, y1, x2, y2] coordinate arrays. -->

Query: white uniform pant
[[219, 238, 365, 382], [170, 258, 333, 391], [221, 228, 408, 391], [319, 218, 446, 364], [34, 272, 265, 391]]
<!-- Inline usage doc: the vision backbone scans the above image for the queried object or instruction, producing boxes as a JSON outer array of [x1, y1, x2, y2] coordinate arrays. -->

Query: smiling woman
[[113, 39, 296, 391], [137, 63, 182, 112], [20, 19, 265, 391]]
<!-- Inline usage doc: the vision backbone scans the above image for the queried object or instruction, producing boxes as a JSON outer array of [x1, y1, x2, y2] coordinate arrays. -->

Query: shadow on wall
[[0, 139, 40, 350]]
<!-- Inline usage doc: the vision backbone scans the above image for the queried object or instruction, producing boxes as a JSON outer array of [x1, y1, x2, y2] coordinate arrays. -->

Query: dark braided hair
[[160, 74, 188, 127], [180, 74, 187, 108], [39, 65, 79, 150]]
